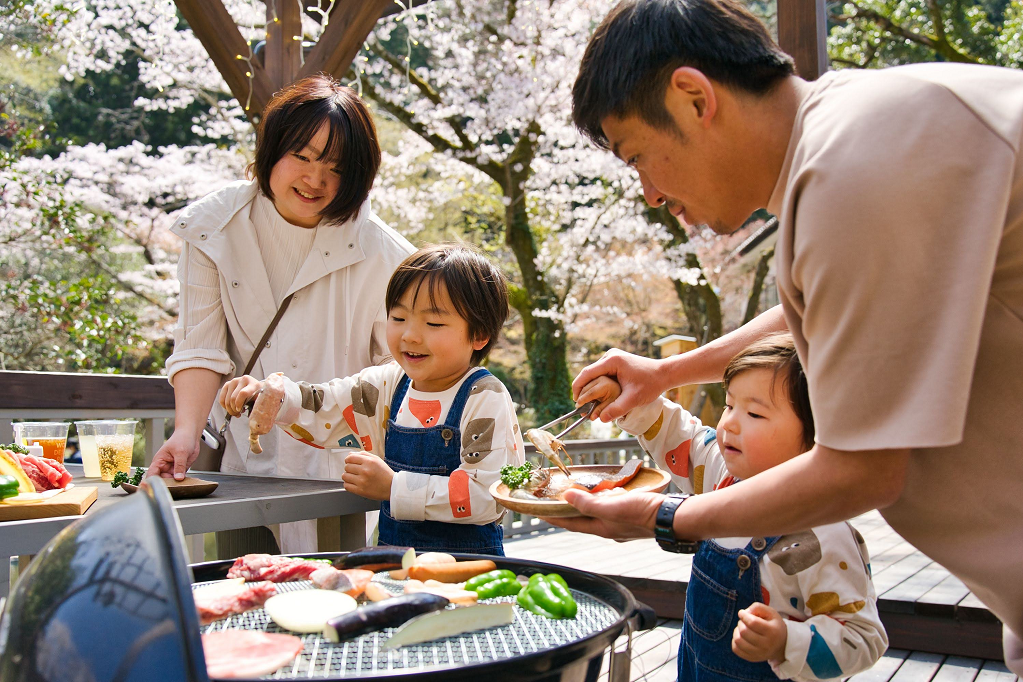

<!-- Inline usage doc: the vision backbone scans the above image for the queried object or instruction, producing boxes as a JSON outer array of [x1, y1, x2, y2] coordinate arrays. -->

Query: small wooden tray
[[0, 486, 99, 521], [121, 476, 219, 499], [489, 464, 670, 518]]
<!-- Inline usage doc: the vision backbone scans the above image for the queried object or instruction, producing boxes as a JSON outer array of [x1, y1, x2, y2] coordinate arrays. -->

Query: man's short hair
[[385, 244, 510, 366], [572, 0, 795, 149]]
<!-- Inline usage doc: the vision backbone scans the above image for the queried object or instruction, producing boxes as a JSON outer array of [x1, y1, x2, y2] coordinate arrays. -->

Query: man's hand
[[571, 349, 670, 421], [543, 489, 662, 540], [575, 376, 623, 422], [732, 602, 787, 662], [145, 429, 200, 481], [342, 452, 394, 501]]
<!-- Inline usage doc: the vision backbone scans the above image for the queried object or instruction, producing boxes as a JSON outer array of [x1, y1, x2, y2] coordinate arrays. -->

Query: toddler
[[577, 334, 887, 682], [222, 244, 523, 556]]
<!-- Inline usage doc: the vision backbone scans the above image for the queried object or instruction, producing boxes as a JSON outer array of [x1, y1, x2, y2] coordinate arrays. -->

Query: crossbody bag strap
[[242, 293, 295, 377], [217, 293, 296, 439]]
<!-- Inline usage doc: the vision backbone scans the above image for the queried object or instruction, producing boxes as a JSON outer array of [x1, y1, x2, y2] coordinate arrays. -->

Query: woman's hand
[[571, 349, 671, 421], [146, 429, 201, 481], [575, 376, 622, 422], [342, 452, 394, 501], [543, 489, 663, 540], [219, 375, 264, 417], [732, 602, 787, 662]]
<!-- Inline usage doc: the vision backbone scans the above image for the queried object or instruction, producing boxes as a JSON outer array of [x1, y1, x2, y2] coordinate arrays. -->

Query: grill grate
[[196, 574, 620, 679]]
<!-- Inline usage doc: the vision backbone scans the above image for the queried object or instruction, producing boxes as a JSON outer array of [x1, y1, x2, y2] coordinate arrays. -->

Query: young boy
[[221, 244, 523, 556], [576, 334, 887, 682]]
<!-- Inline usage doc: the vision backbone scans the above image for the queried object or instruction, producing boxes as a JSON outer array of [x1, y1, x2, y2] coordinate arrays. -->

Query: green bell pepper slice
[[527, 576, 567, 618], [517, 586, 557, 618], [474, 577, 524, 600], [545, 574, 578, 618], [465, 569, 516, 592], [0, 475, 19, 500]]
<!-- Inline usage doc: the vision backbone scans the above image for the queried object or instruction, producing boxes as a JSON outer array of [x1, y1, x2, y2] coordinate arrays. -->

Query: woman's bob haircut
[[250, 74, 381, 225]]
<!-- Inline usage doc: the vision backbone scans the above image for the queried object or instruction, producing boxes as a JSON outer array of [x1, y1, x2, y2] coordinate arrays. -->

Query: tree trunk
[[743, 246, 775, 325]]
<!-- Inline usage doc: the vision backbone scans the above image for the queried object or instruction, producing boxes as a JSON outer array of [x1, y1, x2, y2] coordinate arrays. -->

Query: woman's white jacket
[[166, 180, 415, 479]]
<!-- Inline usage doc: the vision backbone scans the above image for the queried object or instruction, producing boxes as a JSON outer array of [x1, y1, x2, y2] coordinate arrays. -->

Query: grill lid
[[0, 478, 208, 682]]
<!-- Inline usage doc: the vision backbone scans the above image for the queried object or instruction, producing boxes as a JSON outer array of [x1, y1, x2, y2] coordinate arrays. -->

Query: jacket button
[[737, 554, 751, 570], [231, 281, 239, 288], [179, 221, 186, 228], [200, 233, 207, 240], [265, 341, 271, 348], [324, 251, 330, 257], [292, 362, 298, 368], [348, 243, 354, 248], [751, 537, 767, 551]]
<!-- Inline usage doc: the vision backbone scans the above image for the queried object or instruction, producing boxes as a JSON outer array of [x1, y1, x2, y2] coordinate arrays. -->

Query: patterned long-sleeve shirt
[[275, 364, 524, 525], [618, 398, 888, 682]]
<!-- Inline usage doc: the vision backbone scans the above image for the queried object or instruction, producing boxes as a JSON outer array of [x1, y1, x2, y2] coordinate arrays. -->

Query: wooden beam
[[299, 0, 396, 80], [174, 0, 275, 119], [777, 0, 828, 80], [265, 0, 303, 90]]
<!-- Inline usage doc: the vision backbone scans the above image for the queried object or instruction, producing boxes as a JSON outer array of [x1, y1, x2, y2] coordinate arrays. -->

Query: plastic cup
[[91, 420, 137, 481], [74, 420, 119, 478], [17, 422, 71, 463]]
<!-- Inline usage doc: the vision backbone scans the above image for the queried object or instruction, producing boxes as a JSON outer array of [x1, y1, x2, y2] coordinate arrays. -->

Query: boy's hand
[[343, 452, 394, 501], [219, 375, 265, 417], [732, 602, 787, 663], [575, 376, 622, 422]]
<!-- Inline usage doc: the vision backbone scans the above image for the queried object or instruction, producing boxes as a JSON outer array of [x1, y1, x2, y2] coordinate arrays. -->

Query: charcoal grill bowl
[[0, 478, 208, 682], [191, 552, 656, 682]]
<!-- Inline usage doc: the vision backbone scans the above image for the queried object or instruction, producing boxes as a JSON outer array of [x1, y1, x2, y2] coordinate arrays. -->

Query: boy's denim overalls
[[378, 368, 505, 555], [679, 536, 781, 682]]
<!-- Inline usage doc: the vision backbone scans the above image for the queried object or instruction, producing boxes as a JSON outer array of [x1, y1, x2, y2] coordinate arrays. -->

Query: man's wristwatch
[[654, 493, 700, 553]]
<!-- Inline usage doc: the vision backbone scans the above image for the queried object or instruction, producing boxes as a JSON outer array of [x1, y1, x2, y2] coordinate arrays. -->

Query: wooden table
[[0, 464, 377, 598]]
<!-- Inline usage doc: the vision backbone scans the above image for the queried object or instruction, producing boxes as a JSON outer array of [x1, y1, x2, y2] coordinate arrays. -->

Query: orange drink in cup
[[17, 422, 71, 463]]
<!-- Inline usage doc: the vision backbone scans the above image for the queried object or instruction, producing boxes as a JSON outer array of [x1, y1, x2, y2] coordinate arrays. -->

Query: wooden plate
[[121, 476, 219, 499], [489, 464, 670, 518]]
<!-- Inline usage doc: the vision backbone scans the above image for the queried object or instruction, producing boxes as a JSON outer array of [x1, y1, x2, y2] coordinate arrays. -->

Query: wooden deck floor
[[504, 511, 1012, 680]]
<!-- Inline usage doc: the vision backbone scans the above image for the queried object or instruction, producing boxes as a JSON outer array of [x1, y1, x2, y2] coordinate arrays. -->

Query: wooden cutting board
[[0, 486, 99, 522]]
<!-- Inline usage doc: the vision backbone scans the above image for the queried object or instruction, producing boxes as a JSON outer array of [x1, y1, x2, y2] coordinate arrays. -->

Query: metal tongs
[[538, 400, 599, 440]]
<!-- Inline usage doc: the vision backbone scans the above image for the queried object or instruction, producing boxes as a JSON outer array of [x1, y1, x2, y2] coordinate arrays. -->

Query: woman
[[147, 75, 415, 551]]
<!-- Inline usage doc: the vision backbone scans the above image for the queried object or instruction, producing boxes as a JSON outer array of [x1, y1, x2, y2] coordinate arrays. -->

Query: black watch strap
[[655, 494, 700, 553]]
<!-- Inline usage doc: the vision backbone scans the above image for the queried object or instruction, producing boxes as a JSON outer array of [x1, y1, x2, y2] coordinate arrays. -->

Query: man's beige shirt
[[768, 63, 1023, 636]]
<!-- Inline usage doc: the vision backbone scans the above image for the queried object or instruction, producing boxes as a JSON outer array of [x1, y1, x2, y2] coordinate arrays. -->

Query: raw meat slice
[[194, 581, 276, 625], [201, 630, 303, 679], [309, 567, 374, 597], [226, 554, 324, 583], [15, 453, 72, 491]]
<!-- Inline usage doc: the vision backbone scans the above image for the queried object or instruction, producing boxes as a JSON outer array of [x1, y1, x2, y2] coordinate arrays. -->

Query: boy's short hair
[[385, 244, 509, 365], [249, 74, 380, 225], [723, 333, 814, 450], [572, 0, 795, 150]]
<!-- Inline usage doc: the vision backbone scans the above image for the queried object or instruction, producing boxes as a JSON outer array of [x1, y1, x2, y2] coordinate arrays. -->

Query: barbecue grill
[[0, 480, 655, 682]]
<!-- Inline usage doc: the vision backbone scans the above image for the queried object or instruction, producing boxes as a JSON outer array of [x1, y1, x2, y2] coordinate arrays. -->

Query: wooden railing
[[0, 370, 174, 462], [0, 370, 665, 539]]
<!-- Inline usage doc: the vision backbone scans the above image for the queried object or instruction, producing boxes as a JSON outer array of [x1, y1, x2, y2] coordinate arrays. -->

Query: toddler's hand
[[219, 375, 265, 417], [575, 375, 622, 422], [343, 452, 394, 501], [732, 602, 787, 663]]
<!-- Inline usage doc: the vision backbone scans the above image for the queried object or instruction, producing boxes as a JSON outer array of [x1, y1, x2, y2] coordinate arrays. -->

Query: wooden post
[[776, 0, 828, 80], [653, 334, 717, 426], [265, 0, 303, 90]]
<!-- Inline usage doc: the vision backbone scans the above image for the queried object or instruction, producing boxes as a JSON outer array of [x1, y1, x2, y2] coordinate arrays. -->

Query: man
[[554, 0, 1023, 670]]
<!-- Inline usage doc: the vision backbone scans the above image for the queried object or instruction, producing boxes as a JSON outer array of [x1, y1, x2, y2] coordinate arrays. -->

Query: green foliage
[[827, 0, 1023, 67], [46, 58, 212, 156]]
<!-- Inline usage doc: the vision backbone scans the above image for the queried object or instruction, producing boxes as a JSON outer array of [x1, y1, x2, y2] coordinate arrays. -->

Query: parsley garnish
[[500, 463, 534, 490]]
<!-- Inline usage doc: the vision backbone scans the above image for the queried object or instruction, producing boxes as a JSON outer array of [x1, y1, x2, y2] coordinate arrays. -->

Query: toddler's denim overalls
[[679, 535, 781, 682], [378, 368, 505, 555]]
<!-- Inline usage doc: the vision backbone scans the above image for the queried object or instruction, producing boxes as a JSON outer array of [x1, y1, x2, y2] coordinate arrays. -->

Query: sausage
[[406, 560, 497, 583]]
